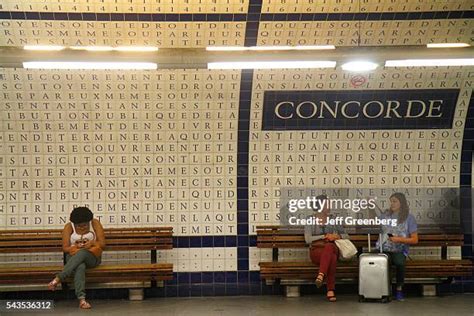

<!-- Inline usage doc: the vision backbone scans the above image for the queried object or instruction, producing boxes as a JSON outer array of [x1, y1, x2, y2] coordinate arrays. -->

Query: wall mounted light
[[23, 45, 65, 51], [206, 45, 335, 51], [341, 61, 378, 72], [114, 46, 159, 52], [23, 61, 158, 70], [427, 43, 470, 48], [208, 61, 336, 69], [70, 46, 114, 51], [385, 59, 474, 67]]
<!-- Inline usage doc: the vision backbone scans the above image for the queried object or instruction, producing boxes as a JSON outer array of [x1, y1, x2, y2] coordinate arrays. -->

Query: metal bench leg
[[421, 285, 437, 297], [129, 288, 144, 301], [285, 285, 300, 298]]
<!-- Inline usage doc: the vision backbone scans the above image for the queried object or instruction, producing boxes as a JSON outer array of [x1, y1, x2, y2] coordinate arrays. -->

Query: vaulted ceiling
[[0, 0, 472, 49]]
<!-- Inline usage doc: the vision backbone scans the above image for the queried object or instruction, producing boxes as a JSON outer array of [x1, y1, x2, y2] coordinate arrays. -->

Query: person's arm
[[336, 225, 350, 240], [390, 232, 418, 245], [61, 223, 79, 254], [304, 223, 325, 244], [92, 219, 106, 249], [390, 215, 418, 245]]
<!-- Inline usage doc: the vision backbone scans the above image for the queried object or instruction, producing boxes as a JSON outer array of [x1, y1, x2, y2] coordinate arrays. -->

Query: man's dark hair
[[70, 207, 93, 224], [316, 194, 328, 201], [312, 194, 328, 212]]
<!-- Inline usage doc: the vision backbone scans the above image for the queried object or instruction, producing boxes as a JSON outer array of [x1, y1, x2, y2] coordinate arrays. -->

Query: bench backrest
[[256, 225, 464, 249], [0, 227, 173, 254]]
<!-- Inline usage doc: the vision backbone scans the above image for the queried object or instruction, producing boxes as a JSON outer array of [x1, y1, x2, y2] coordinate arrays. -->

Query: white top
[[70, 221, 96, 246]]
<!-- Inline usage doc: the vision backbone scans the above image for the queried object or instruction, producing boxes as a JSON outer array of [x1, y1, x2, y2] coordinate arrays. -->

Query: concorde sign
[[262, 89, 459, 130]]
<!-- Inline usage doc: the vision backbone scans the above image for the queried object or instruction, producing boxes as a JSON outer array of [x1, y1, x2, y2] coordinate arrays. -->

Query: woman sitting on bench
[[47, 206, 105, 309], [373, 192, 418, 301], [304, 194, 349, 302]]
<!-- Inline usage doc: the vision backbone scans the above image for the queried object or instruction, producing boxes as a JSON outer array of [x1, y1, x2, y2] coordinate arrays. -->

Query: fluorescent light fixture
[[248, 46, 295, 51], [427, 43, 470, 48], [385, 59, 474, 67], [23, 45, 65, 51], [23, 61, 158, 70], [70, 46, 114, 51], [114, 46, 159, 52], [206, 46, 249, 51], [206, 45, 335, 51], [208, 61, 336, 69], [293, 45, 335, 50], [341, 61, 378, 72]]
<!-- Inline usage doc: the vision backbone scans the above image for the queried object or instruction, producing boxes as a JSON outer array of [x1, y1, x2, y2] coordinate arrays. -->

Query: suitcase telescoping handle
[[368, 233, 371, 252], [379, 233, 383, 253], [367, 233, 383, 253]]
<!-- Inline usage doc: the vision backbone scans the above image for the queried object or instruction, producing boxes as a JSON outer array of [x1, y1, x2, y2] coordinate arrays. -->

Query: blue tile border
[[236, 69, 254, 271], [460, 92, 474, 187], [244, 0, 263, 46], [2, 10, 471, 21], [460, 93, 474, 264], [260, 11, 474, 21]]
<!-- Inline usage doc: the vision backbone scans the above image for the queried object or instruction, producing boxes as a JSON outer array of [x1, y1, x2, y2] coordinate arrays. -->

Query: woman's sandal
[[326, 291, 337, 302], [79, 299, 92, 309], [315, 272, 325, 288], [47, 277, 60, 291]]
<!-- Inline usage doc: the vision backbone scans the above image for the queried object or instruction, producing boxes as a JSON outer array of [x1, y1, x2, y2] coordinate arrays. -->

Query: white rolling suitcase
[[358, 233, 391, 303]]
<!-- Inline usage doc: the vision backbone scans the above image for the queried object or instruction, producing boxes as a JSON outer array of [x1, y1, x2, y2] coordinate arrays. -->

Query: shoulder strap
[[71, 222, 76, 234]]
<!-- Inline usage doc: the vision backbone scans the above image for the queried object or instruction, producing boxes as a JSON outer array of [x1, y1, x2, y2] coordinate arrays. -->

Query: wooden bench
[[0, 227, 173, 300], [257, 225, 473, 297]]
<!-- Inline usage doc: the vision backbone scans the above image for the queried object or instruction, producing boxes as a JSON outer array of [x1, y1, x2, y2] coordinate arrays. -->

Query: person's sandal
[[79, 299, 91, 309], [327, 291, 337, 302], [315, 272, 325, 288], [47, 277, 60, 291]]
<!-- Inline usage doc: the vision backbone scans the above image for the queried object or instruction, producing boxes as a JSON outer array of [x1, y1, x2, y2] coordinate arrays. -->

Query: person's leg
[[309, 246, 323, 265], [390, 252, 406, 290], [325, 244, 338, 292], [56, 249, 98, 281], [322, 243, 338, 301], [313, 243, 338, 295], [74, 263, 87, 300], [319, 243, 337, 278], [310, 245, 324, 286]]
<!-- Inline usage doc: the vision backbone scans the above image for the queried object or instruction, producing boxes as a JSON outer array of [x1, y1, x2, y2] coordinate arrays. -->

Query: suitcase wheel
[[358, 295, 365, 303], [381, 296, 390, 303]]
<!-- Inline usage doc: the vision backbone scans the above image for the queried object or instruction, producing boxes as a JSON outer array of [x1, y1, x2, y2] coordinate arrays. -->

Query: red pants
[[309, 242, 339, 291]]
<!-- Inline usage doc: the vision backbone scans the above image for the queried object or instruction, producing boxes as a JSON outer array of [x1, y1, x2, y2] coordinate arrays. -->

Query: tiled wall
[[1, 66, 473, 295], [0, 0, 473, 296], [0, 0, 473, 47]]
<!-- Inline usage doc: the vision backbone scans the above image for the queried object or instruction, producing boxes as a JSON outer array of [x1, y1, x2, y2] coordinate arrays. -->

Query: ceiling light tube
[[292, 45, 335, 50], [114, 46, 159, 52], [206, 45, 335, 51], [208, 61, 336, 69], [385, 59, 474, 67], [70, 46, 114, 51], [206, 46, 249, 51], [23, 61, 158, 70], [341, 61, 378, 72], [23, 45, 65, 51], [427, 43, 470, 48]]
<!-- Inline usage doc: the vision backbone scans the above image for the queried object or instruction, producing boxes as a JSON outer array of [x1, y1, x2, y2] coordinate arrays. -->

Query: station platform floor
[[26, 293, 474, 316]]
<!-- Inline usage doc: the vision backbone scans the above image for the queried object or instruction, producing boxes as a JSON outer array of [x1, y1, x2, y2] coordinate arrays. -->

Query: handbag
[[334, 239, 358, 261]]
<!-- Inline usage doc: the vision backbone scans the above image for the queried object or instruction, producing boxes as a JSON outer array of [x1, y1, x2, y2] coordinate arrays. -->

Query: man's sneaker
[[395, 290, 405, 301]]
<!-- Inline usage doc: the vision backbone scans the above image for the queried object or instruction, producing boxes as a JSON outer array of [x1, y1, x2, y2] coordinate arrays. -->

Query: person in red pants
[[304, 195, 349, 302]]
